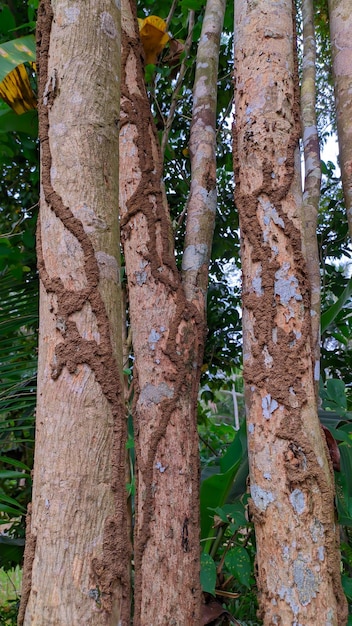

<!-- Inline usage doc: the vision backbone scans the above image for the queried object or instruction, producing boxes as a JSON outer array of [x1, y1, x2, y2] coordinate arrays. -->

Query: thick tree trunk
[[233, 1, 347, 624], [328, 0, 352, 240], [119, 1, 205, 623], [19, 1, 130, 624]]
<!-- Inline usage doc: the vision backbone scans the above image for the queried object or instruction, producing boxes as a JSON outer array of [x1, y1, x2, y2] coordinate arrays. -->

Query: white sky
[[321, 135, 340, 174]]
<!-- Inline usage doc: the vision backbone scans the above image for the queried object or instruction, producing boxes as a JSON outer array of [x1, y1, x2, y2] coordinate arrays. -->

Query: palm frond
[[0, 269, 38, 524]]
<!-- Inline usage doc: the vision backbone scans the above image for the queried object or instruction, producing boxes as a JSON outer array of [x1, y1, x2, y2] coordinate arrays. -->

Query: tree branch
[[301, 0, 322, 392], [182, 0, 226, 310], [160, 10, 195, 160]]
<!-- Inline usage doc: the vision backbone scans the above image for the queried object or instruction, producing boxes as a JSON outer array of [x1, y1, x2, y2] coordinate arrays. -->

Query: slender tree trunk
[[183, 0, 226, 308], [301, 0, 321, 392], [233, 1, 347, 624], [328, 0, 352, 240], [19, 1, 130, 624]]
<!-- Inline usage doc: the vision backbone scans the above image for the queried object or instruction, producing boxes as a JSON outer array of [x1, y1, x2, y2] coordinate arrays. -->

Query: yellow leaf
[[138, 15, 170, 65], [0, 62, 36, 115]]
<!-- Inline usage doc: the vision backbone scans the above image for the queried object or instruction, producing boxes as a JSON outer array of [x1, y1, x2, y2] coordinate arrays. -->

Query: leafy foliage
[[0, 4, 38, 596], [198, 389, 259, 623], [0, 271, 37, 571], [0, 597, 19, 626], [318, 380, 352, 617], [0, 565, 21, 626], [319, 167, 352, 389]]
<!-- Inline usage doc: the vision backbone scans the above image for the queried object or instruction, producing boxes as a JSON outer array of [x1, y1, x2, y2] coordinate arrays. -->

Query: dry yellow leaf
[[138, 15, 170, 65], [0, 62, 36, 115]]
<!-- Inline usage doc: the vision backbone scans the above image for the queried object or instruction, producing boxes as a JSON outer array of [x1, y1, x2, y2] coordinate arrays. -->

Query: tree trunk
[[183, 0, 226, 308], [328, 0, 352, 240], [301, 0, 321, 392], [233, 1, 347, 624], [119, 0, 223, 621], [19, 1, 130, 624]]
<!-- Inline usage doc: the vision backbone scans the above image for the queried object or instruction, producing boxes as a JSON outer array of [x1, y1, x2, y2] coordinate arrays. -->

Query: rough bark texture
[[20, 1, 130, 624], [120, 1, 203, 624], [328, 0, 352, 239], [233, 1, 347, 624]]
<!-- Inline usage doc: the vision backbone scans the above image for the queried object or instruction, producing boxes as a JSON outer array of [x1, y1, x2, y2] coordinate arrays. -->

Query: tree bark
[[233, 0, 347, 623], [328, 0, 352, 240], [301, 0, 321, 393], [120, 1, 202, 623], [183, 0, 226, 310], [20, 1, 130, 624]]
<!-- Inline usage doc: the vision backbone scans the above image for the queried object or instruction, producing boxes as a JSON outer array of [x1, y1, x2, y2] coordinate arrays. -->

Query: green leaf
[[28, 0, 40, 23], [0, 493, 26, 511], [326, 427, 351, 444], [0, 504, 25, 516], [335, 444, 352, 527], [0, 108, 38, 137], [200, 457, 241, 541], [326, 379, 347, 411], [181, 0, 205, 10], [144, 63, 156, 84], [220, 420, 247, 473], [0, 7, 16, 37], [342, 575, 352, 602], [321, 159, 329, 176], [0, 471, 30, 479], [340, 444, 352, 496], [0, 35, 36, 83], [0, 456, 30, 470], [321, 277, 352, 334], [330, 331, 349, 346], [200, 422, 248, 546], [211, 502, 247, 530], [224, 546, 252, 588], [126, 437, 134, 450], [200, 552, 216, 595]]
